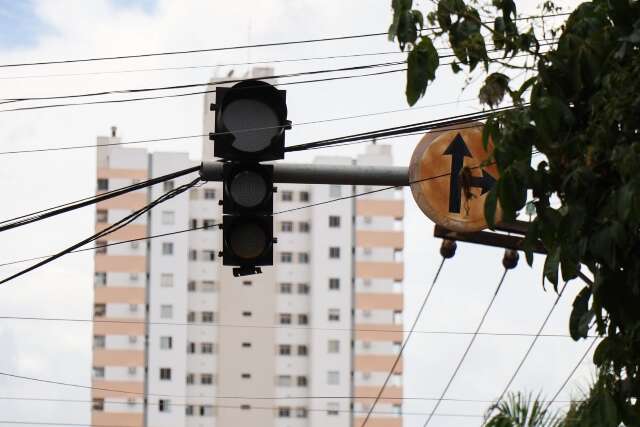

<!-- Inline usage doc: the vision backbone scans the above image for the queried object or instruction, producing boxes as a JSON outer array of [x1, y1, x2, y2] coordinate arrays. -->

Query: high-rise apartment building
[[92, 73, 404, 427]]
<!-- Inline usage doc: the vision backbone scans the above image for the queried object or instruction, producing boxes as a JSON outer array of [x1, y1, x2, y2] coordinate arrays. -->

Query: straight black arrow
[[443, 133, 472, 213]]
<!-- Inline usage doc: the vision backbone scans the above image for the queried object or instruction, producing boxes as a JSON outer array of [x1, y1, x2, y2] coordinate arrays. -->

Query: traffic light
[[211, 79, 289, 276]]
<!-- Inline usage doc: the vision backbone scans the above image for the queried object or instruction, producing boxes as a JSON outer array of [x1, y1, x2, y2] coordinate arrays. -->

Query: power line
[[360, 258, 447, 427], [492, 282, 568, 408], [0, 11, 568, 70], [0, 177, 201, 286], [423, 268, 510, 427], [549, 337, 598, 404], [0, 165, 200, 233], [0, 44, 555, 113]]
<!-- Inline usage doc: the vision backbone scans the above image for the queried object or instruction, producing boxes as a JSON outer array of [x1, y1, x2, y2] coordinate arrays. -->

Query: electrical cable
[[492, 282, 569, 409], [0, 11, 569, 69], [548, 337, 598, 404], [360, 257, 447, 427], [0, 165, 200, 233], [0, 177, 201, 286], [423, 268, 510, 427], [0, 44, 555, 112]]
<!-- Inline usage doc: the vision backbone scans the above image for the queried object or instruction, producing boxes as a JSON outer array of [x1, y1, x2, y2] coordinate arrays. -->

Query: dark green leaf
[[543, 247, 560, 287], [405, 37, 439, 106], [479, 72, 510, 107], [569, 286, 592, 340], [484, 186, 498, 229]]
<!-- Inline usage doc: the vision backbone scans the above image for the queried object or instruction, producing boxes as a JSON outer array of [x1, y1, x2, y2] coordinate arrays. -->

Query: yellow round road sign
[[409, 124, 500, 232]]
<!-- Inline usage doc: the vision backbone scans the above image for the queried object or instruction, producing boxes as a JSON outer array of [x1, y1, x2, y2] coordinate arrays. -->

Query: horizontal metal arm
[[200, 161, 409, 186]]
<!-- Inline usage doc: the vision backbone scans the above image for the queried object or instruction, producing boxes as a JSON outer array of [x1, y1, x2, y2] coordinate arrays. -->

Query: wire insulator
[[440, 239, 457, 259], [502, 249, 519, 269]]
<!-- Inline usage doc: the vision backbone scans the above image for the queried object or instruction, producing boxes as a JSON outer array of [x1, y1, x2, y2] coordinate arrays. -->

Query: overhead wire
[[491, 282, 569, 409], [0, 11, 569, 69], [548, 337, 598, 404], [423, 268, 511, 427], [360, 257, 447, 427], [0, 176, 201, 286]]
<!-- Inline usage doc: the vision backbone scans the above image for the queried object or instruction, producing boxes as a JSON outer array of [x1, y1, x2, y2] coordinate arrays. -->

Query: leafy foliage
[[485, 392, 563, 427], [389, 0, 640, 424]]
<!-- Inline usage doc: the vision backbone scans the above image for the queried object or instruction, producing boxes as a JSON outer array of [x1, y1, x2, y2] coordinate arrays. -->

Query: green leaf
[[569, 286, 592, 340], [543, 247, 560, 287], [479, 72, 510, 107], [593, 337, 610, 366], [405, 37, 439, 106]]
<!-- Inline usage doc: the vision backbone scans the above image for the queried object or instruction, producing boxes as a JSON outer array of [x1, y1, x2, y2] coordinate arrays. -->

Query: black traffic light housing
[[211, 80, 290, 162], [222, 215, 274, 275], [222, 163, 273, 215]]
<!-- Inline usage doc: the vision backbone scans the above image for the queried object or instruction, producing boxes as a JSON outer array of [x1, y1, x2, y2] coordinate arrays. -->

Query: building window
[[186, 373, 194, 385], [278, 407, 291, 418], [329, 185, 341, 197], [130, 241, 139, 250], [392, 373, 402, 386], [297, 283, 309, 294], [161, 211, 175, 225], [95, 241, 107, 255], [241, 373, 251, 379], [327, 371, 340, 385], [241, 404, 251, 410], [94, 272, 106, 286], [161, 242, 174, 255], [329, 278, 340, 290], [93, 335, 105, 349], [297, 345, 308, 356], [128, 366, 137, 376], [185, 405, 194, 415], [280, 252, 292, 263], [299, 191, 310, 202], [242, 342, 252, 348], [129, 304, 138, 313], [200, 405, 214, 416], [160, 305, 173, 319], [201, 342, 214, 354], [298, 222, 310, 232], [189, 249, 197, 261], [129, 273, 139, 283], [92, 398, 104, 411], [393, 341, 402, 354], [163, 181, 175, 192], [280, 221, 293, 232], [201, 281, 216, 292], [94, 304, 106, 317], [160, 273, 173, 288], [296, 407, 308, 418], [281, 191, 293, 201], [298, 253, 309, 264], [188, 280, 196, 292], [364, 216, 373, 224], [278, 344, 291, 356], [327, 402, 339, 415], [279, 313, 291, 324], [187, 311, 196, 323], [96, 209, 108, 223], [393, 310, 403, 324], [298, 314, 308, 325], [242, 280, 252, 286], [329, 215, 341, 227], [187, 342, 196, 353], [329, 247, 340, 259], [203, 219, 216, 230], [128, 335, 138, 344], [160, 336, 172, 350], [202, 311, 215, 323], [204, 189, 216, 199], [158, 399, 171, 413], [279, 282, 292, 294], [97, 178, 108, 191], [201, 374, 214, 385], [328, 308, 340, 322], [92, 366, 105, 378], [202, 250, 215, 261], [159, 368, 172, 380], [297, 376, 308, 387], [328, 339, 340, 353], [242, 311, 252, 317], [277, 375, 291, 387]]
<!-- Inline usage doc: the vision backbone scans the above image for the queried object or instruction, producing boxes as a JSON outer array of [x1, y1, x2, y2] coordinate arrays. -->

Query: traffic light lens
[[229, 223, 268, 259], [229, 170, 268, 208], [223, 99, 280, 153]]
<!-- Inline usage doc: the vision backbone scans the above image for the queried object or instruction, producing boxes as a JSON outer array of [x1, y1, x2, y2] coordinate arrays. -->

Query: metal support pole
[[200, 161, 409, 186]]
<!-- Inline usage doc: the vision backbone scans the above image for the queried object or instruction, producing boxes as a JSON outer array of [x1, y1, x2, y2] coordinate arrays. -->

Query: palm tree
[[484, 392, 564, 427]]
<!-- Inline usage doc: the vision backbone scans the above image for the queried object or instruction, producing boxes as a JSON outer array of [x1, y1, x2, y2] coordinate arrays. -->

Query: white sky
[[0, 1, 590, 426]]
